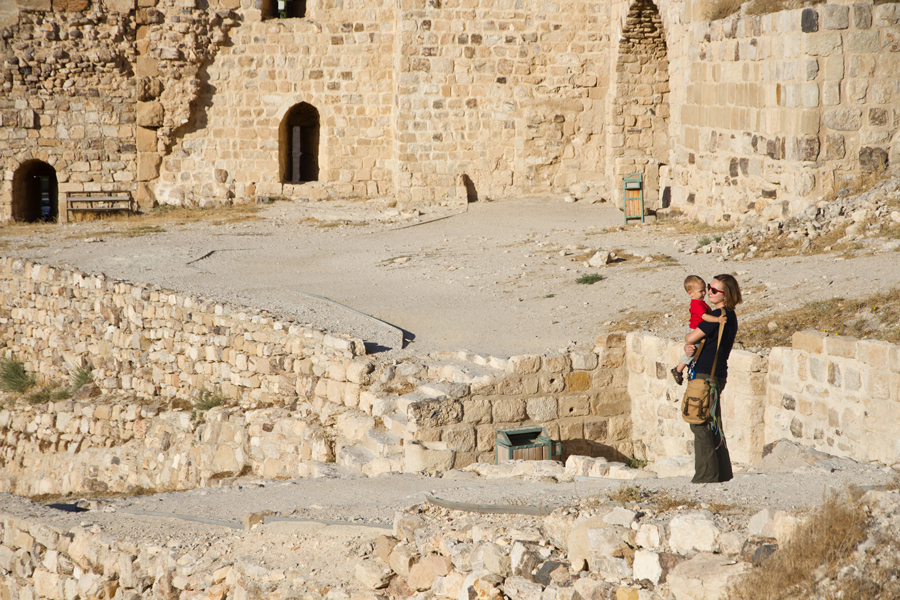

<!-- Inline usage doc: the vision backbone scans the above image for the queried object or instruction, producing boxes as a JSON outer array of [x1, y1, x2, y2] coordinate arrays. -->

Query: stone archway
[[280, 103, 320, 184], [610, 0, 670, 210], [12, 160, 58, 222]]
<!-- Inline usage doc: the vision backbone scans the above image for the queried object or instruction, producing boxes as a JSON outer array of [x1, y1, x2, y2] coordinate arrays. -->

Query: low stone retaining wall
[[0, 257, 365, 408], [768, 331, 900, 464], [0, 399, 333, 497], [626, 330, 900, 468], [358, 333, 634, 472]]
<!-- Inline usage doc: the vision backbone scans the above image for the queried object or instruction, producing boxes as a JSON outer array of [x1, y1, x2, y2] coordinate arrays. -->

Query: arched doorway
[[611, 0, 670, 209], [12, 160, 58, 222], [280, 103, 320, 183]]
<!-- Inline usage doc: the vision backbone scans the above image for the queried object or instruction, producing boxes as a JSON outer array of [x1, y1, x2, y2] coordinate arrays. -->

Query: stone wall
[[671, 1, 900, 222], [0, 257, 633, 492], [767, 330, 900, 464], [0, 0, 240, 216], [356, 333, 633, 473], [625, 331, 768, 466], [0, 401, 334, 496], [0, 257, 365, 406], [626, 329, 900, 468], [2, 0, 899, 219]]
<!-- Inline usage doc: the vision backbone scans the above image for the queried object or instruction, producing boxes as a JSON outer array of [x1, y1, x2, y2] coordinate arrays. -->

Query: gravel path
[[5, 197, 900, 359]]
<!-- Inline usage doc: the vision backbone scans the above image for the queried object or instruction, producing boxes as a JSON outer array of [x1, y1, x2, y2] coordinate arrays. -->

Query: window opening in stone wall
[[261, 0, 307, 19], [281, 103, 320, 183], [12, 160, 58, 223], [612, 0, 670, 211]]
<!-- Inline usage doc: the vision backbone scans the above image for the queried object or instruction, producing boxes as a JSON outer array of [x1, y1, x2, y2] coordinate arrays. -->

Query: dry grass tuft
[[728, 490, 871, 600], [740, 288, 900, 349], [608, 485, 645, 504]]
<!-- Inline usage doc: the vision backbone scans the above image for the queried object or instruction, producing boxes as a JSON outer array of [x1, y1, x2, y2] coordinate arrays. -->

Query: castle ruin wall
[[2, 0, 898, 220]]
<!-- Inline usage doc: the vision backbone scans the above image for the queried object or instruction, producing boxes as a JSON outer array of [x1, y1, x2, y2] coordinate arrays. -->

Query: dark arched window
[[261, 0, 307, 19], [281, 103, 320, 183], [12, 160, 58, 222]]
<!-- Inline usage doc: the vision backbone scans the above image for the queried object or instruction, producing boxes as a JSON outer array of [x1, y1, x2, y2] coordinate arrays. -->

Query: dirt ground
[[3, 196, 900, 359]]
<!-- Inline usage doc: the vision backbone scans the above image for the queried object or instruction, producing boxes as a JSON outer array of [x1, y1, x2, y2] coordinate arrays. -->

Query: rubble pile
[[687, 175, 900, 259], [355, 487, 900, 600]]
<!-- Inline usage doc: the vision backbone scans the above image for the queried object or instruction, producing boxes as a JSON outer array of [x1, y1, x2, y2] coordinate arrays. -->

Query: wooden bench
[[66, 193, 135, 221]]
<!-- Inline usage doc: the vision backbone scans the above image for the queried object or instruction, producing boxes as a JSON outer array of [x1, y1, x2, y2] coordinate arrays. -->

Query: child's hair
[[713, 273, 743, 310], [683, 275, 705, 293]]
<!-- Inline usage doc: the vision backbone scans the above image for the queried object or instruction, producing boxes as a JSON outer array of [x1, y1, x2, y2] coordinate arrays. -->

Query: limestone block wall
[[671, 2, 900, 222], [390, 0, 613, 205], [625, 331, 768, 466], [0, 4, 138, 221], [0, 401, 333, 496], [0, 257, 365, 407], [767, 330, 900, 465], [153, 0, 399, 206], [626, 329, 900, 468], [361, 333, 634, 471]]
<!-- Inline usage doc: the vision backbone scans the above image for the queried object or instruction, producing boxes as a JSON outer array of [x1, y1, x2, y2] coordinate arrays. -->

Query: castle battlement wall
[[1, 0, 898, 221]]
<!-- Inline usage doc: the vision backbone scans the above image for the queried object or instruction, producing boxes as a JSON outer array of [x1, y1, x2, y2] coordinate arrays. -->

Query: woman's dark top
[[693, 308, 737, 379]]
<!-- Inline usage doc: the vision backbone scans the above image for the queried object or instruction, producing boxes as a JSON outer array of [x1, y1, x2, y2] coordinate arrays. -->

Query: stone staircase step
[[334, 412, 375, 444], [359, 428, 403, 455], [383, 413, 409, 436]]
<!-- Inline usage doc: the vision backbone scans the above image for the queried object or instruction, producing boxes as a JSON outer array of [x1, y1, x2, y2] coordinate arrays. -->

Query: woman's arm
[[685, 327, 707, 344], [684, 325, 708, 357]]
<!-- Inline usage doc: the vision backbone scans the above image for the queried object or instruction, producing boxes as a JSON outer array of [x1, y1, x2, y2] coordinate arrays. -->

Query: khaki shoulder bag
[[681, 320, 725, 425]]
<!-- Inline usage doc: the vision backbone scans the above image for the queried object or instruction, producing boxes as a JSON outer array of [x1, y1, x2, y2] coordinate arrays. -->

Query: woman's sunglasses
[[708, 284, 725, 295]]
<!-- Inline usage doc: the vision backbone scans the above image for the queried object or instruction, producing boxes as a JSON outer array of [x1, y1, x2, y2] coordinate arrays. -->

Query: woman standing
[[683, 274, 742, 483]]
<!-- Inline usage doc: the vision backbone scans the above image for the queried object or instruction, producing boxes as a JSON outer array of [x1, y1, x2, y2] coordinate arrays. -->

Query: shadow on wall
[[562, 440, 629, 463], [12, 160, 58, 223], [461, 173, 478, 202]]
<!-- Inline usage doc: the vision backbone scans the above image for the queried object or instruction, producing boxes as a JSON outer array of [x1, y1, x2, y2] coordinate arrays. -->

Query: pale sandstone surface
[[3, 196, 900, 359]]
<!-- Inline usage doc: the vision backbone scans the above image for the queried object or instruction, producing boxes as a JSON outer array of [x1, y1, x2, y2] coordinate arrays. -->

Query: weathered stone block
[[558, 395, 590, 418], [508, 355, 541, 374], [136, 102, 164, 128], [669, 513, 719, 553], [137, 153, 161, 181], [542, 355, 571, 373], [409, 398, 463, 428], [857, 340, 891, 368], [442, 427, 475, 452], [801, 7, 819, 32], [492, 398, 525, 423], [824, 133, 845, 158], [104, 0, 136, 13], [847, 31, 881, 53], [792, 330, 827, 354], [822, 4, 850, 29], [866, 370, 891, 400], [558, 418, 583, 440], [462, 398, 492, 424], [566, 371, 591, 391], [860, 147, 889, 172], [854, 3, 872, 28], [525, 396, 557, 422], [803, 32, 843, 56], [823, 107, 861, 130]]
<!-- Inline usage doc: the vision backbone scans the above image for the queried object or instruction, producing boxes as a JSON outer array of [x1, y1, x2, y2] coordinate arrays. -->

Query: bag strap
[[708, 313, 726, 379]]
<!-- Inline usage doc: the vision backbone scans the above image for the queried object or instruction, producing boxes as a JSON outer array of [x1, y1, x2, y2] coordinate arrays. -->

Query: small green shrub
[[0, 358, 36, 394], [70, 366, 93, 393], [698, 235, 712, 247], [625, 455, 648, 470], [195, 389, 227, 412], [576, 273, 604, 285]]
